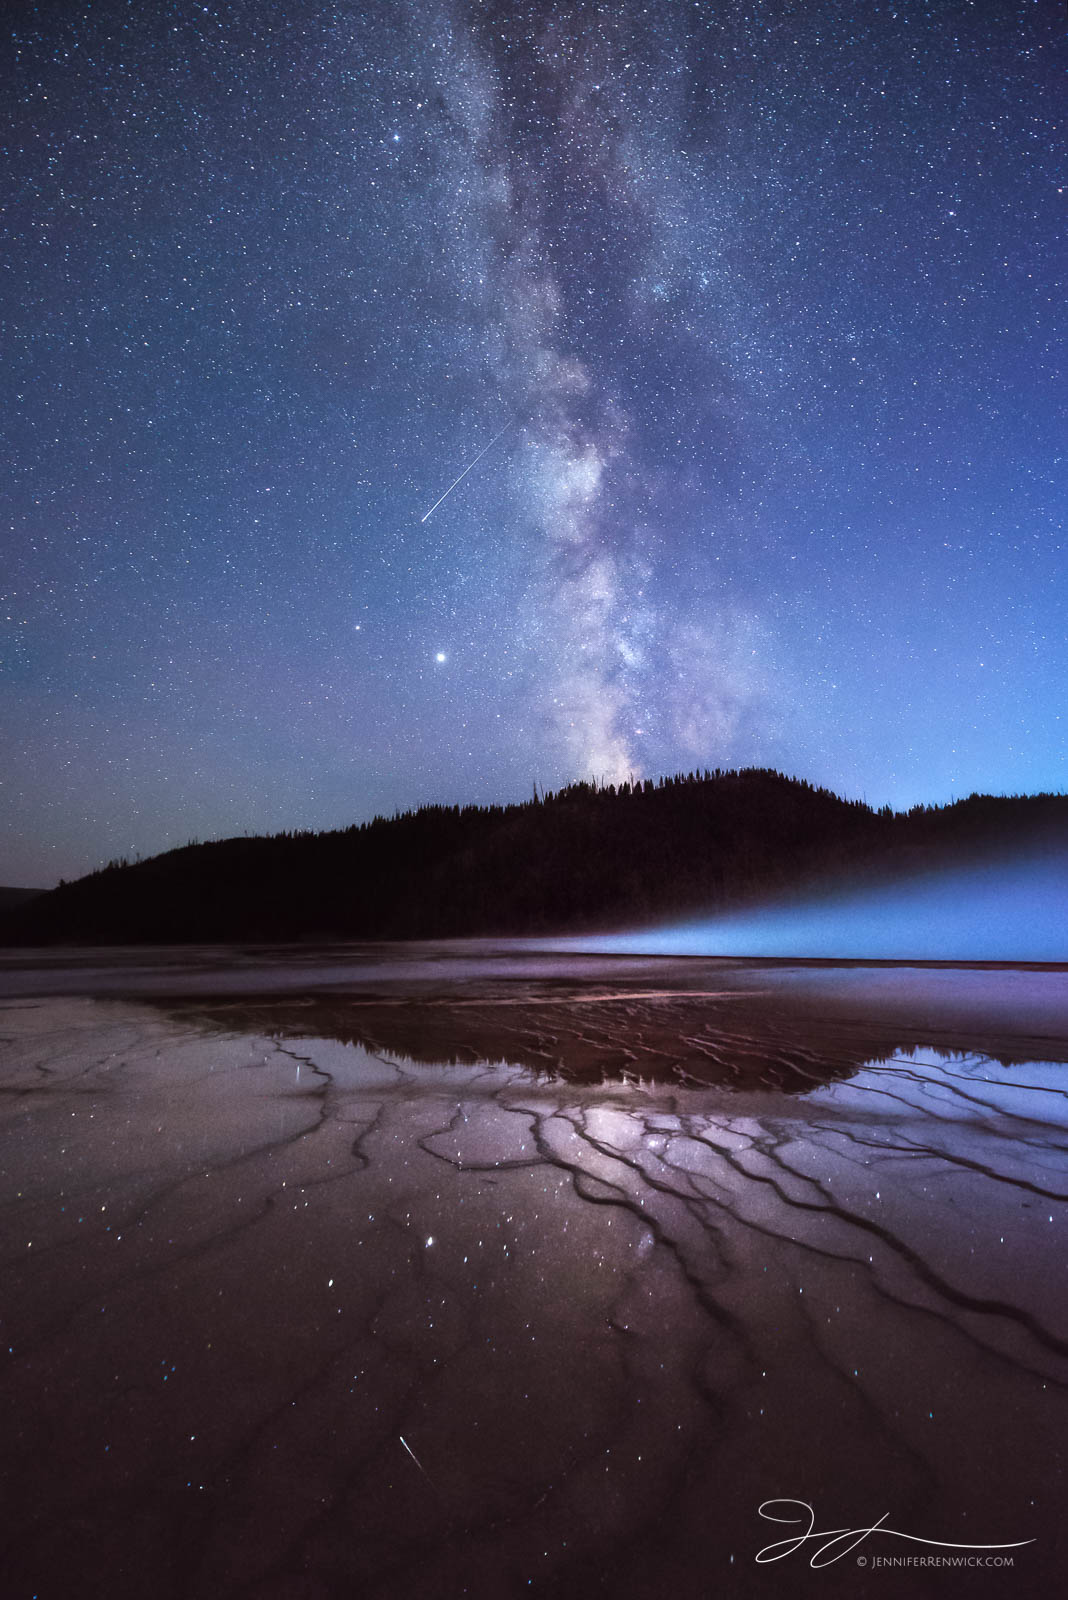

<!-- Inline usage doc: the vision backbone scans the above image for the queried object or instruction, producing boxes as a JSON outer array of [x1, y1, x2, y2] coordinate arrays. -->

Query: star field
[[2, 0, 1064, 883]]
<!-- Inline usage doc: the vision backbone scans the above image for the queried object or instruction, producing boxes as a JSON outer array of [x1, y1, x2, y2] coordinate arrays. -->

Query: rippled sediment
[[1, 952, 1066, 1597]]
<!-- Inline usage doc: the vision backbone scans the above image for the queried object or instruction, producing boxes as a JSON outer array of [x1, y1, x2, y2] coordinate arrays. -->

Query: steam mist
[[560, 850, 1068, 963]]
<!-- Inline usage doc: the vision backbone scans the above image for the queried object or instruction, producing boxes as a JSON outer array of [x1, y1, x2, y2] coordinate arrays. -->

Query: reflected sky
[[165, 982, 1068, 1098], [2, 950, 1067, 1595]]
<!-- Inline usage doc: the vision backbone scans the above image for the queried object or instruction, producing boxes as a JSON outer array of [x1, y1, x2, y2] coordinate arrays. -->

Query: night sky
[[3, 0, 1064, 886]]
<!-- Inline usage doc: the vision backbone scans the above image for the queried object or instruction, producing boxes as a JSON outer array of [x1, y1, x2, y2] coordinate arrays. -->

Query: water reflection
[[2, 955, 1067, 1597], [164, 976, 1068, 1092]]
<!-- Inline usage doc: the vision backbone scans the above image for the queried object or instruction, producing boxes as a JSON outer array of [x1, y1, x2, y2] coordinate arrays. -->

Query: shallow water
[[1, 946, 1066, 1597]]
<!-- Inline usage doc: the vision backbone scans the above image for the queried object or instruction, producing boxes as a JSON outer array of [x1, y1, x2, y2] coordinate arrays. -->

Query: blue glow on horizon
[[557, 852, 1068, 963]]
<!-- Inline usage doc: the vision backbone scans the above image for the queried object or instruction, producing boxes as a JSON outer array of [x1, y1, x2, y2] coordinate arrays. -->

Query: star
[[0, 0, 1060, 885]]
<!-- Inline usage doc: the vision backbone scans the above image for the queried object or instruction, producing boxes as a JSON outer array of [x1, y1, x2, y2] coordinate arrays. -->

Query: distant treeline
[[4, 767, 1067, 946], [0, 887, 43, 912]]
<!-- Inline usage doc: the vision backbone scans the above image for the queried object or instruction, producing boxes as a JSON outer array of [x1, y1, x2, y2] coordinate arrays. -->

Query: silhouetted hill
[[0, 887, 45, 912], [3, 768, 1066, 946]]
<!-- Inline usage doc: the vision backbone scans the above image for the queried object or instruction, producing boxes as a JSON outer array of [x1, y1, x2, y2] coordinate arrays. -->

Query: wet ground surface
[[1, 947, 1066, 1597]]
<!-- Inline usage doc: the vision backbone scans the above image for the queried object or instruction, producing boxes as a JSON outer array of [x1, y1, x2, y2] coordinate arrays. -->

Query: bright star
[[435, 652, 447, 663]]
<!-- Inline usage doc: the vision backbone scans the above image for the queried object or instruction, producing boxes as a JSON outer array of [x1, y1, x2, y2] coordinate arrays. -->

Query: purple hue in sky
[[2, 0, 1064, 885]]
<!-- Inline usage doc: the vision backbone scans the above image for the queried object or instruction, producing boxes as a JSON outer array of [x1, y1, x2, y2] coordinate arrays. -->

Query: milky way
[[2, 0, 1063, 882]]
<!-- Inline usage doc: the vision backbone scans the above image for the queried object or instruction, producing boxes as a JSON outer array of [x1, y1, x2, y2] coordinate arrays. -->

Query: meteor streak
[[398, 1434, 434, 1485], [420, 422, 510, 522]]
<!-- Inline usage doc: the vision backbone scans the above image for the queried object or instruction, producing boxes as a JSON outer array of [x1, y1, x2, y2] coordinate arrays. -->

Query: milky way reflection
[[1, 951, 1066, 1597]]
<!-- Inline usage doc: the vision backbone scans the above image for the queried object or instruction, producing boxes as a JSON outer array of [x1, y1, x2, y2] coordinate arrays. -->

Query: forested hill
[[4, 768, 1067, 947], [0, 887, 44, 912]]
